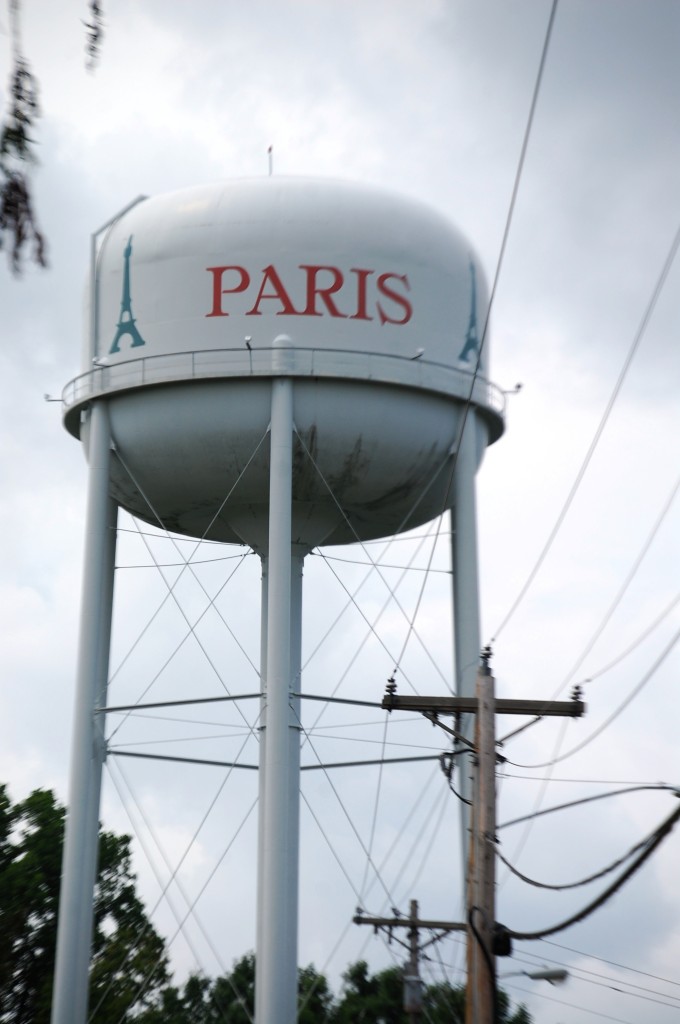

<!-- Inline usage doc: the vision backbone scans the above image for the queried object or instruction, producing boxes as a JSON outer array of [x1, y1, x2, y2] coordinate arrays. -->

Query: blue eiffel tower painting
[[109, 236, 146, 354], [457, 260, 479, 364]]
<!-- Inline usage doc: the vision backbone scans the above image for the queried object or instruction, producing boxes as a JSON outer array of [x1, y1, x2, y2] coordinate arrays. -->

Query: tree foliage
[[0, 784, 169, 1024], [137, 955, 335, 1024], [0, 0, 104, 272], [0, 787, 62, 1023], [330, 960, 404, 1023], [329, 960, 531, 1024], [0, 2, 45, 273], [0, 782, 531, 1024], [84, 0, 105, 71], [134, 955, 531, 1024]]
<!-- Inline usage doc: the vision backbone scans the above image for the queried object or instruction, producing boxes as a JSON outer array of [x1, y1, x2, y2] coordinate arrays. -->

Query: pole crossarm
[[382, 694, 586, 718], [353, 912, 465, 933]]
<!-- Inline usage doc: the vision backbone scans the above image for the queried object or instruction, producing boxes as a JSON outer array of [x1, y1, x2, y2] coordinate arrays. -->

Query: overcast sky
[[1, 2, 679, 1021]]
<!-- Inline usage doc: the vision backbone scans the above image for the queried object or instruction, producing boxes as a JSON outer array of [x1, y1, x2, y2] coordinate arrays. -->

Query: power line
[[505, 801, 680, 941], [512, 948, 680, 1008], [492, 218, 680, 643], [581, 589, 680, 685], [498, 784, 679, 830], [498, 582, 680, 868], [512, 620, 680, 769], [438, 0, 560, 535], [500, 771, 676, 786], [458, 0, 560, 411], [559, 470, 680, 693], [497, 828, 650, 891], [540, 938, 680, 990], [503, 979, 636, 1024], [429, 941, 680, 1019], [549, 972, 680, 1013], [284, 10, 571, 797]]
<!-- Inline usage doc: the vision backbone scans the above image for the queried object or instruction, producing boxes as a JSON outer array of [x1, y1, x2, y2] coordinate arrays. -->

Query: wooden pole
[[466, 657, 496, 1024]]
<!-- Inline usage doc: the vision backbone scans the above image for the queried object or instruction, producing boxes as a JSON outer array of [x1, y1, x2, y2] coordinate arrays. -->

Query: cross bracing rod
[[110, 750, 443, 772], [294, 693, 384, 708], [96, 693, 261, 714], [98, 691, 385, 716]]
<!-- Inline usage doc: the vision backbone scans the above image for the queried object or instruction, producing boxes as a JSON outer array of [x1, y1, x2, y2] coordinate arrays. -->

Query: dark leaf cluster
[[84, 1, 104, 71], [0, 57, 39, 165], [0, 173, 46, 272], [0, 4, 46, 273], [136, 956, 531, 1024], [326, 959, 531, 1024], [1, 0, 105, 272], [0, 784, 532, 1023], [0, 785, 168, 1024]]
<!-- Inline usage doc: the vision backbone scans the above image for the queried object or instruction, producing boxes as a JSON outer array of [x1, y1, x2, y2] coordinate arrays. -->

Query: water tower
[[52, 177, 504, 1024]]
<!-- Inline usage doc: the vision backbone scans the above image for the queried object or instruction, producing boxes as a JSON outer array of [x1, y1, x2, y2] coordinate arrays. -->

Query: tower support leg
[[255, 375, 301, 1024], [451, 414, 483, 841], [256, 557, 268, 989], [51, 402, 117, 1024]]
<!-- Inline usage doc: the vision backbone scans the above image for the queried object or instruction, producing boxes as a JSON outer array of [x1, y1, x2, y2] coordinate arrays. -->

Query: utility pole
[[405, 900, 423, 1024], [353, 900, 466, 1021], [382, 653, 585, 1024], [466, 650, 496, 1024]]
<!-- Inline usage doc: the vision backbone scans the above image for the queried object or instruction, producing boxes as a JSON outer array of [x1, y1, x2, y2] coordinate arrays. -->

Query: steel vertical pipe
[[451, 413, 483, 842], [256, 366, 297, 1024], [256, 555, 269, 1011], [51, 402, 117, 1024]]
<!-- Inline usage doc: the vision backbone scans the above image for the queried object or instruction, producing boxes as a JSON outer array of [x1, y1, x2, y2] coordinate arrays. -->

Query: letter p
[[206, 266, 251, 317]]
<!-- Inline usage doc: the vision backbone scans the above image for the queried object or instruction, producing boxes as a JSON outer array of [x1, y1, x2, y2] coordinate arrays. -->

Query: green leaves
[[84, 1, 105, 71], [0, 1, 106, 271], [0, 1, 46, 273], [0, 785, 168, 1024], [0, 57, 39, 165], [328, 959, 531, 1024], [0, 788, 63, 1024], [0, 172, 46, 272], [0, 782, 532, 1024]]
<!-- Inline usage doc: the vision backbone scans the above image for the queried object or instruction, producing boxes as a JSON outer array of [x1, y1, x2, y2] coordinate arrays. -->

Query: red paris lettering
[[205, 263, 413, 324], [205, 266, 250, 317], [246, 265, 298, 316], [376, 273, 412, 326]]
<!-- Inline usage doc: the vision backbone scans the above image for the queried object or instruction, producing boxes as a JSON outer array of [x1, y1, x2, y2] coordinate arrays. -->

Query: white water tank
[[63, 177, 503, 548]]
